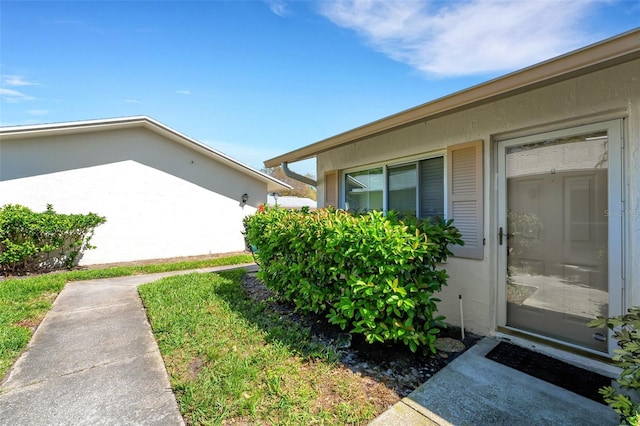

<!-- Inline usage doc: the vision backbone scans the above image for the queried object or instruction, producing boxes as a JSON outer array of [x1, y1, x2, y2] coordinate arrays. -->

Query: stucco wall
[[0, 127, 266, 265], [316, 58, 640, 336]]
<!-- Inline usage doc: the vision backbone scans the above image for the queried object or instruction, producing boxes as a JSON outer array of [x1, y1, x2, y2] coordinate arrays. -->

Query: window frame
[[341, 150, 447, 218]]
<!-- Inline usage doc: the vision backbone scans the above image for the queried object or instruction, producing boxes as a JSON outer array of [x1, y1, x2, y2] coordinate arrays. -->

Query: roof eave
[[0, 116, 150, 137], [264, 28, 640, 168]]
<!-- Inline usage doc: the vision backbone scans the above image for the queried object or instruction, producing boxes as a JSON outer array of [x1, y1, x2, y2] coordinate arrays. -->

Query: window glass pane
[[345, 168, 383, 212], [419, 157, 444, 220], [388, 164, 417, 216]]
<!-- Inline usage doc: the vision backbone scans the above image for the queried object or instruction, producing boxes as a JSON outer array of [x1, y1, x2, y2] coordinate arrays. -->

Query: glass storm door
[[498, 121, 623, 353]]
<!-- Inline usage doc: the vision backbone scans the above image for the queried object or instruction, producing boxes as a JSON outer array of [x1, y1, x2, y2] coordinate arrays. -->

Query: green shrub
[[243, 207, 462, 353], [589, 307, 640, 425], [0, 204, 106, 274]]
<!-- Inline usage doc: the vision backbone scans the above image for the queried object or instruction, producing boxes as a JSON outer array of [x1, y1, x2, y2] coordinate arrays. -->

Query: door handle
[[498, 227, 514, 245]]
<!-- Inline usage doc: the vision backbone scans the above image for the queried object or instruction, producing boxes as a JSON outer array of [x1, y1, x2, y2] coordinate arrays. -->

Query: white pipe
[[459, 294, 465, 340]]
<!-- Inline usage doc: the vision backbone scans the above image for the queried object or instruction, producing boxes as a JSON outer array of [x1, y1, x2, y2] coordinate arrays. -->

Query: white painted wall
[[316, 58, 640, 336], [0, 127, 267, 265]]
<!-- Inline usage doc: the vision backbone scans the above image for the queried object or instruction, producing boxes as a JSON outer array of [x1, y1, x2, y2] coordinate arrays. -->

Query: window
[[345, 167, 384, 212], [344, 156, 444, 220], [388, 164, 417, 216], [340, 140, 483, 259]]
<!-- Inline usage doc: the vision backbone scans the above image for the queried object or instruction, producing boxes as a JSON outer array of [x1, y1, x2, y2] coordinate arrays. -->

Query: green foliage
[[243, 207, 463, 353], [589, 306, 640, 425], [0, 204, 106, 274]]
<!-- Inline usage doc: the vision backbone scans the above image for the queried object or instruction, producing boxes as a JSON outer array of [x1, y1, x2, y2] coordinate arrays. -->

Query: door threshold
[[494, 327, 620, 379]]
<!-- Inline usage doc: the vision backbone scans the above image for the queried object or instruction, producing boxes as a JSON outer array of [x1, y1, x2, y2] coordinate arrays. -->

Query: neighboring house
[[265, 29, 640, 360], [266, 194, 317, 210], [0, 116, 289, 265]]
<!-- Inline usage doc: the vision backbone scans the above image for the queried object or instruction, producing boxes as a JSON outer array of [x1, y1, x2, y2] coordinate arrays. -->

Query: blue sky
[[1, 1, 639, 176]]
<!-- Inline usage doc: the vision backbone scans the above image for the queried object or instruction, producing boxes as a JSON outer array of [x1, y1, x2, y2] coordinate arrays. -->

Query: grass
[[0, 253, 253, 380], [2, 255, 391, 424], [139, 270, 387, 425], [0, 274, 66, 378]]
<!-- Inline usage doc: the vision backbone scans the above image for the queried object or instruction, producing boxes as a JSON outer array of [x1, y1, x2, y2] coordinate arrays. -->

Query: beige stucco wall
[[0, 127, 267, 265], [316, 58, 640, 336]]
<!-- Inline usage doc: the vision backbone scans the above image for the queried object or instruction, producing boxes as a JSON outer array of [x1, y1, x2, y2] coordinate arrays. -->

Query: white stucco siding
[[0, 161, 257, 264], [0, 128, 268, 208], [316, 58, 640, 335], [0, 127, 267, 265], [437, 257, 493, 336]]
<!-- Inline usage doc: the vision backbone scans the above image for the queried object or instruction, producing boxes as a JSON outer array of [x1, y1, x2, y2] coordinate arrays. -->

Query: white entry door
[[497, 120, 624, 354]]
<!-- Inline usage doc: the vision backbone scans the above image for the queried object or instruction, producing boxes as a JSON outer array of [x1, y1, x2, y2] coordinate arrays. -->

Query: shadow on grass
[[212, 269, 480, 393], [213, 269, 340, 363]]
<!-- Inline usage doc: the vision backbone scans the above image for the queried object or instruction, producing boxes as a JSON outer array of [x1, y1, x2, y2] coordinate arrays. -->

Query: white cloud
[[265, 0, 290, 17], [176, 90, 191, 95], [125, 99, 143, 104], [1, 75, 39, 102], [0, 118, 44, 126], [28, 109, 49, 116], [3, 74, 39, 86], [318, 0, 599, 76], [0, 87, 35, 103]]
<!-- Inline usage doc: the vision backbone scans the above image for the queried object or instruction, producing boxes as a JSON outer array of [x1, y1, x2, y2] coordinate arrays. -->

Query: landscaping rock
[[435, 337, 466, 353]]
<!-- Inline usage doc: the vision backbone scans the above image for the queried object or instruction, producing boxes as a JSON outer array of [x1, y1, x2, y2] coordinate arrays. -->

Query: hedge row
[[243, 207, 463, 353], [0, 204, 106, 275]]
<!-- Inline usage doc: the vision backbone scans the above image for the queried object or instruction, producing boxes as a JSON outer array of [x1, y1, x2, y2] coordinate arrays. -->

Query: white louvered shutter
[[447, 140, 484, 259]]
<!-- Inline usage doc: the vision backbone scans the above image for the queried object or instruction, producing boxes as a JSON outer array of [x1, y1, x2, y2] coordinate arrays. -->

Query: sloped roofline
[[265, 27, 640, 168], [0, 116, 291, 192]]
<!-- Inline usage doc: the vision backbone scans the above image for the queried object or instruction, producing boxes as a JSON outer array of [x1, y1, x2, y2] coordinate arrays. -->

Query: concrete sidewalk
[[0, 263, 256, 426], [370, 337, 620, 426]]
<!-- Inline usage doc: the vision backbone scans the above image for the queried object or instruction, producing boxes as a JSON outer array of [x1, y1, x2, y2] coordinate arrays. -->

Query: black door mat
[[486, 341, 611, 404]]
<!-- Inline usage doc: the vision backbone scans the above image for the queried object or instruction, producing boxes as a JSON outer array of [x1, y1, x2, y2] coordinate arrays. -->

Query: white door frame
[[496, 119, 624, 356]]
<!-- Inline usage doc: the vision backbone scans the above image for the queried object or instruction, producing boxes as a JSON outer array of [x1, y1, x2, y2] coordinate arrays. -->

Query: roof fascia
[[264, 28, 640, 168], [0, 116, 150, 137]]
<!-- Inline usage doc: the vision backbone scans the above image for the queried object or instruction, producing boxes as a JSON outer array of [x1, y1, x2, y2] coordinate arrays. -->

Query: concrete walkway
[[0, 263, 256, 426], [370, 337, 620, 426]]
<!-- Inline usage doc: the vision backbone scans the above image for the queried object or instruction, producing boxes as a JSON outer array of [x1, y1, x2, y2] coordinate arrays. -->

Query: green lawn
[[0, 254, 253, 380], [139, 270, 385, 425], [0, 274, 66, 378], [1, 255, 390, 424]]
